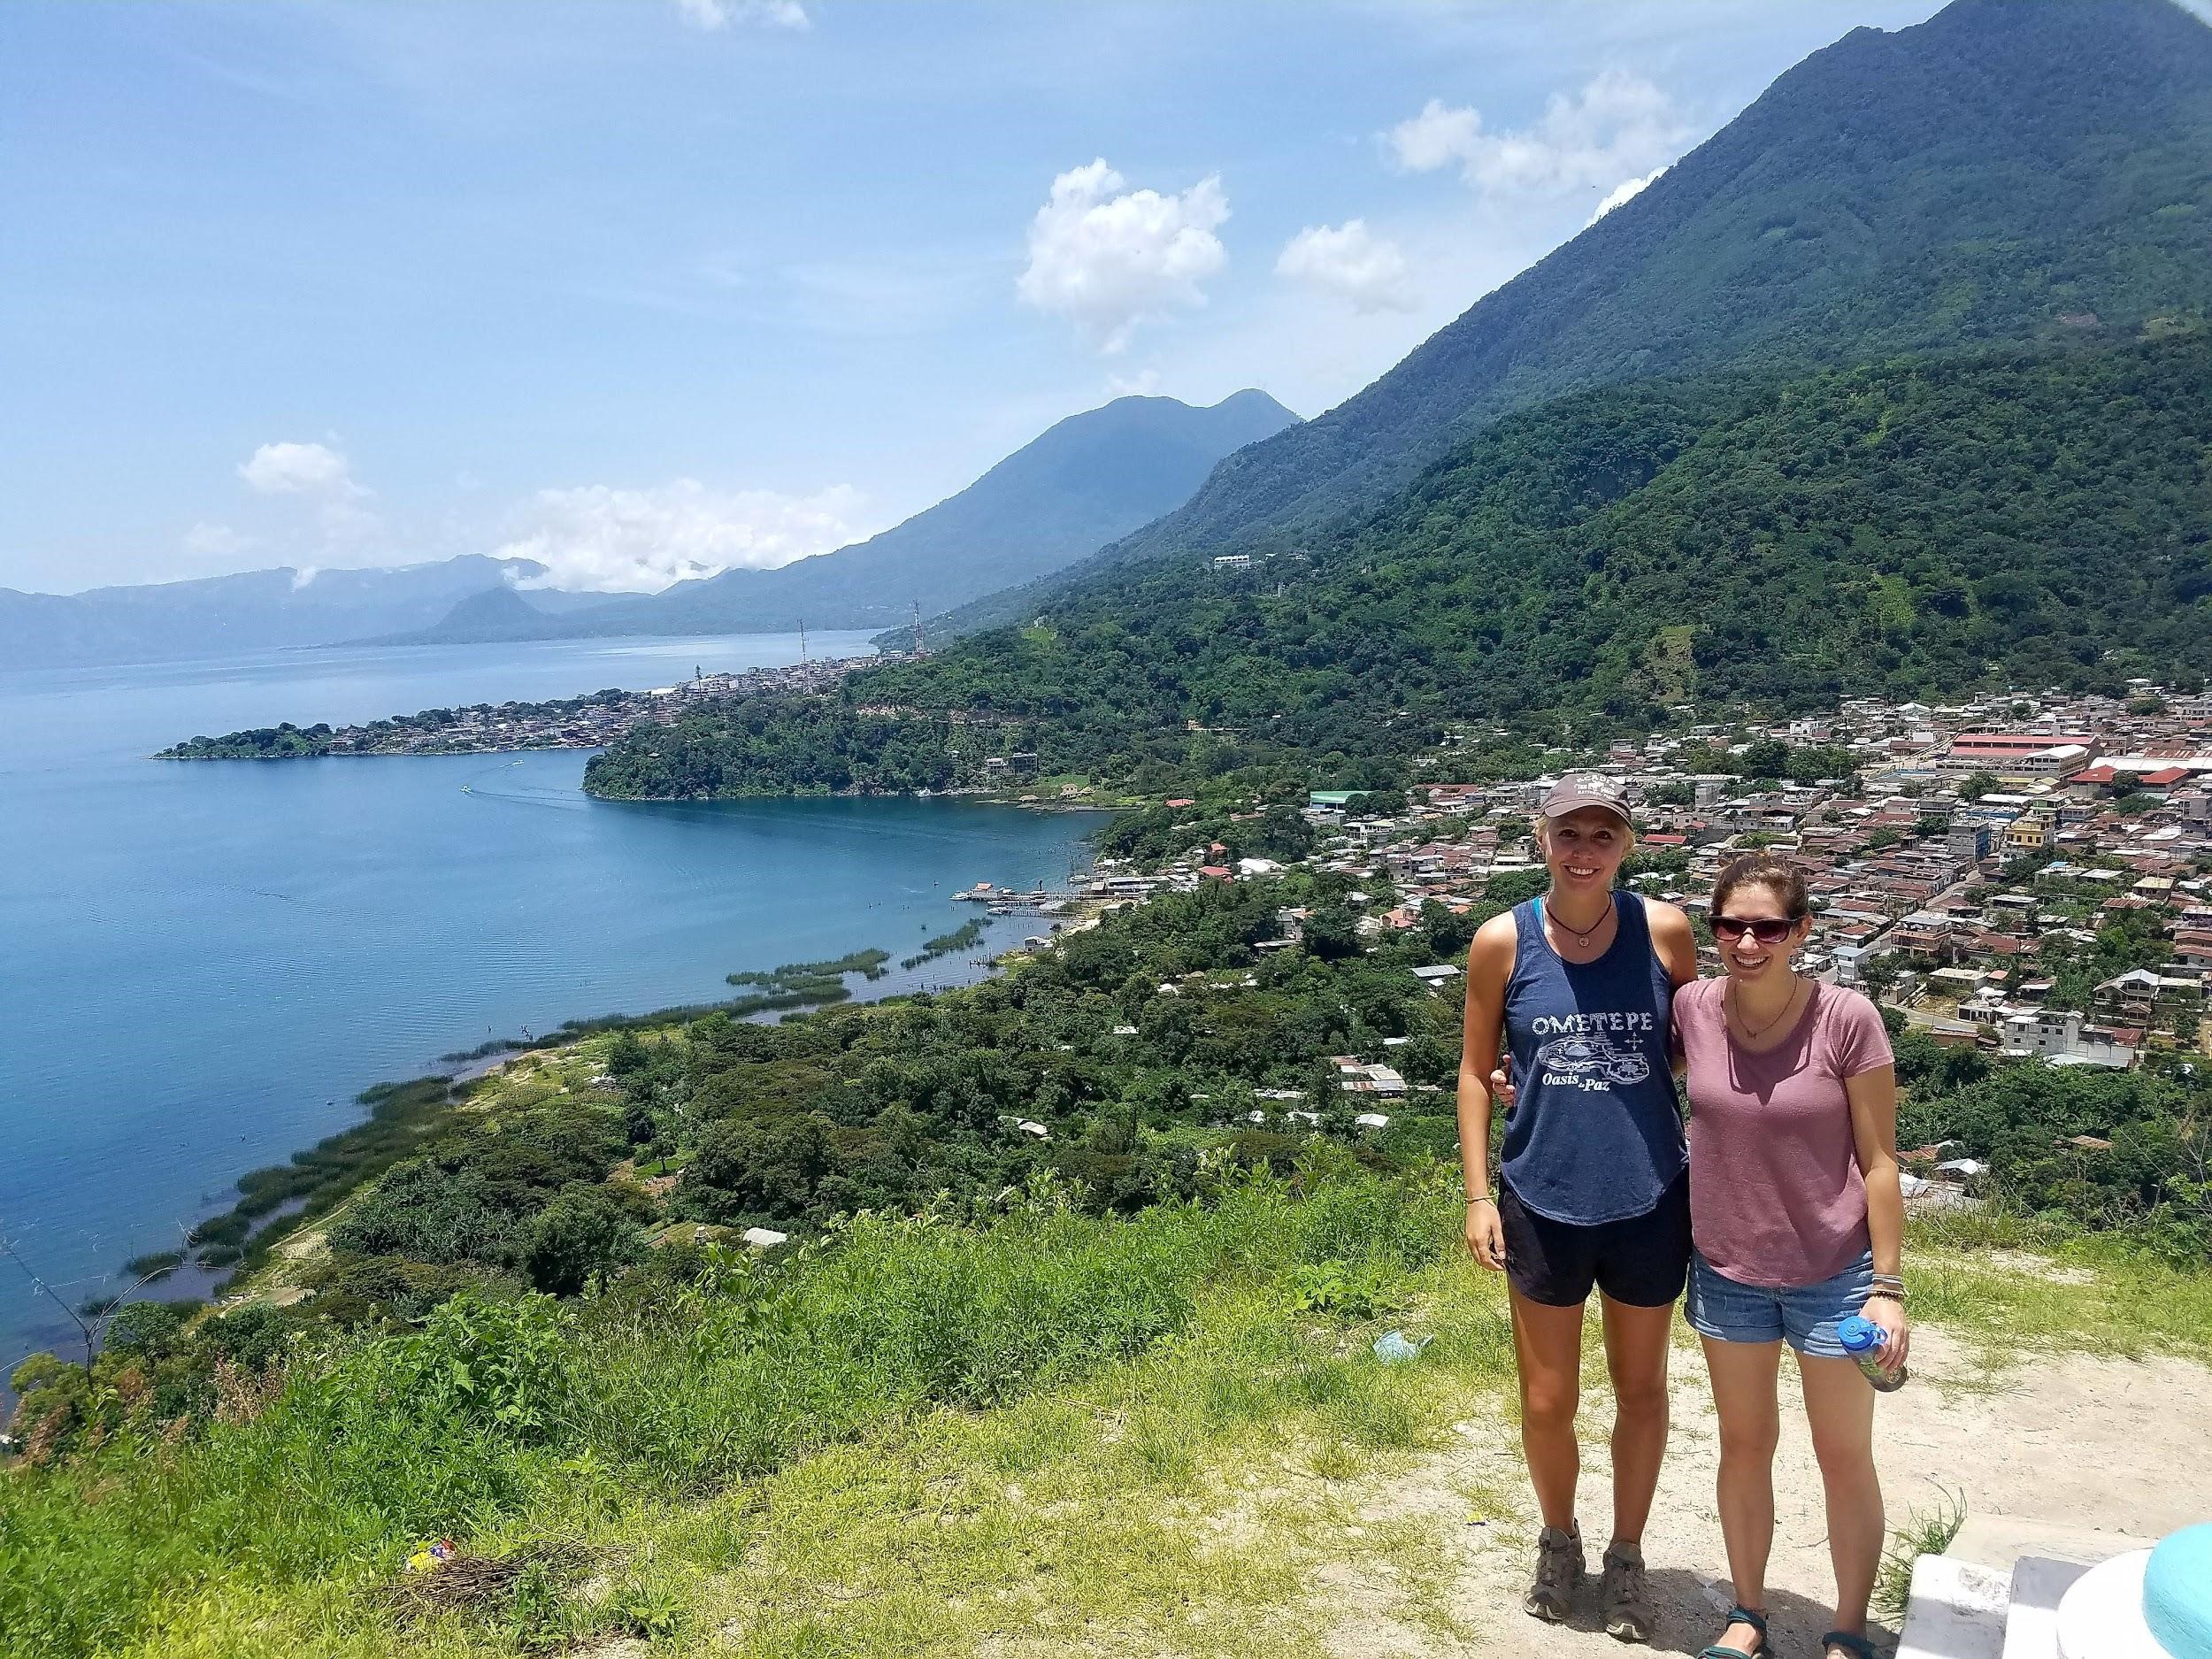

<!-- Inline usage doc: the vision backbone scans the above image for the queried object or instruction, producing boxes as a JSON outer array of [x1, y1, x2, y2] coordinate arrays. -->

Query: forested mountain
[[924, 0, 2212, 641], [392, 390, 1297, 645], [0, 555, 547, 669], [584, 335, 2212, 799]]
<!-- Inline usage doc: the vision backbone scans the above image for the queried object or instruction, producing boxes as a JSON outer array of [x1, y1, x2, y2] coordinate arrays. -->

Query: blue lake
[[0, 634, 1100, 1371]]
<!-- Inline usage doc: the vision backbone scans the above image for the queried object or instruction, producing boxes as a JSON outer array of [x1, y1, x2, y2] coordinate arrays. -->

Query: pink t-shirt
[[1674, 979, 1894, 1289]]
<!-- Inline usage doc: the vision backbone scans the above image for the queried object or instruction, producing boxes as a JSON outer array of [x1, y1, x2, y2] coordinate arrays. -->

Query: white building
[[1999, 1009, 2137, 1070]]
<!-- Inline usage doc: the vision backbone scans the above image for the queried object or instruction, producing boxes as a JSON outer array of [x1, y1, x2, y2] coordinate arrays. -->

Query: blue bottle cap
[[1837, 1315, 1883, 1353], [2145, 1522, 2212, 1659]]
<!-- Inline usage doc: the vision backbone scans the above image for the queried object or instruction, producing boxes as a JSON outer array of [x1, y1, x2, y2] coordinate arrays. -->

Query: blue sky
[[0, 0, 1950, 595]]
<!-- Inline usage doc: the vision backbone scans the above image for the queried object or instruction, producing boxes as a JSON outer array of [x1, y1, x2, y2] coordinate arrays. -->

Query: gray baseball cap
[[1540, 772, 1632, 826]]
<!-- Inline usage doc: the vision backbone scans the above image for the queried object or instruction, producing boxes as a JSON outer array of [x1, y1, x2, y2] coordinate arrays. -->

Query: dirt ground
[[1320, 1326, 2212, 1659]]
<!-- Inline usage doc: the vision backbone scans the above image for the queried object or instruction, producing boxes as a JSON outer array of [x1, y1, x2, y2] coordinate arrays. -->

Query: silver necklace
[[1729, 975, 1805, 1043]]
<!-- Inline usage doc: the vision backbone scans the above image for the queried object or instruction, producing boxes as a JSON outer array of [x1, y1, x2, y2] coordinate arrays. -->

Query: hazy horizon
[[4, 0, 1944, 597]]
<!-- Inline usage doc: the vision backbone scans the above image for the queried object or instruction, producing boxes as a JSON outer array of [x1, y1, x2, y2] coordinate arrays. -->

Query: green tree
[[686, 1113, 833, 1222], [1301, 905, 1363, 962], [518, 1184, 641, 1297]]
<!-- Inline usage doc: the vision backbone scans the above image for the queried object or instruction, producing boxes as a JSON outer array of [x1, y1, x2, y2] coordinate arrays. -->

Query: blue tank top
[[1499, 890, 1686, 1225]]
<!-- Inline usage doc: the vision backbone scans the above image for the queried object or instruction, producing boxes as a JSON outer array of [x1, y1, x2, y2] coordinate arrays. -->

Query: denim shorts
[[1684, 1248, 1872, 1358]]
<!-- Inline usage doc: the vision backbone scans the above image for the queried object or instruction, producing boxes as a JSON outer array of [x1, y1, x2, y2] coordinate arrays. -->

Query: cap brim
[[1541, 798, 1631, 825]]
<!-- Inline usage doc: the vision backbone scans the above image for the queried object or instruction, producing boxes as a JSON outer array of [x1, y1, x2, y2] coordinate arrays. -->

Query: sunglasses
[[1711, 915, 1802, 944]]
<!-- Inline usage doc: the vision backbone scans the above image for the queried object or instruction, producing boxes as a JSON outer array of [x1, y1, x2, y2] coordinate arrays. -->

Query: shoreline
[[152, 650, 891, 762], [75, 861, 1103, 1343]]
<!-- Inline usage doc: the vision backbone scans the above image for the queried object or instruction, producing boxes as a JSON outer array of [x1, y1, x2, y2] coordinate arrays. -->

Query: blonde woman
[[1459, 773, 1700, 1640]]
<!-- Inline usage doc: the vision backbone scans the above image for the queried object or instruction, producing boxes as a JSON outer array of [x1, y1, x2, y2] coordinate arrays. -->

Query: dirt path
[[1321, 1327, 2212, 1659]]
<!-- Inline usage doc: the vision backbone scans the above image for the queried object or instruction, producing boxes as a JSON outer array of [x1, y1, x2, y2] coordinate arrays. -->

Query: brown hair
[[1711, 851, 1810, 920]]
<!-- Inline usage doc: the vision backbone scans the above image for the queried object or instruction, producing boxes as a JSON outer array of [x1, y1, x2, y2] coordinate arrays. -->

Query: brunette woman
[[1676, 853, 1909, 1659], [1459, 773, 1700, 1640]]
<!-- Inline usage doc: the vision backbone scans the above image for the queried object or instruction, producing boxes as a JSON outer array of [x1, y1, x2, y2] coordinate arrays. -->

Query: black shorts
[[1498, 1171, 1692, 1309]]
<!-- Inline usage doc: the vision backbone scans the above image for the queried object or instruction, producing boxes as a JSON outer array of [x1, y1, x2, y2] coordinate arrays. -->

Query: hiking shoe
[[1601, 1541, 1654, 1642], [1525, 1523, 1586, 1622]]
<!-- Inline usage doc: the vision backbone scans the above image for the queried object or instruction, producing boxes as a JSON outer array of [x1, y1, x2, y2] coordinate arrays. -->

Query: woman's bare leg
[[1798, 1352, 1883, 1638], [1703, 1335, 1784, 1650], [1510, 1289, 1587, 1531], [1599, 1294, 1676, 1547]]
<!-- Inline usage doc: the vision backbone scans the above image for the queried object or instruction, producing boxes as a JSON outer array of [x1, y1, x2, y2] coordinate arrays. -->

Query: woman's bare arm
[[1847, 1061, 1909, 1365], [1457, 913, 1516, 1269], [1643, 896, 1703, 989]]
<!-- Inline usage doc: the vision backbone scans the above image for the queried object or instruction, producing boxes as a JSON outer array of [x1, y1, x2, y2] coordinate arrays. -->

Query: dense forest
[[588, 336, 2212, 802]]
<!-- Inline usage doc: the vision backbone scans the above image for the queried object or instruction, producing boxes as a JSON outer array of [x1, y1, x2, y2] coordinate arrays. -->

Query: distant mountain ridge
[[578, 0, 2212, 801], [1, 391, 1295, 666], [0, 556, 548, 670], [349, 584, 559, 647], [922, 0, 2212, 641], [586, 333, 2212, 800], [382, 389, 1298, 647]]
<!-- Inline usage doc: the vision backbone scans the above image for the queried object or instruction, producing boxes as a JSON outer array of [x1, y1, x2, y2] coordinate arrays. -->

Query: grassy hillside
[[926, 0, 2212, 641], [8, 1156, 2211, 1656], [584, 334, 2212, 802], [10, 862, 2211, 1655]]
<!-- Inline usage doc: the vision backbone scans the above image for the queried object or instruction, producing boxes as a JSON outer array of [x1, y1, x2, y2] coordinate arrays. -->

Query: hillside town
[[1068, 682, 2212, 1075], [158, 652, 889, 759]]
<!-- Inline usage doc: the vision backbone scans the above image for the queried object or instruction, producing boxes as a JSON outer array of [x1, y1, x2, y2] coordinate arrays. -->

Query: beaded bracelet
[[1864, 1286, 1906, 1304]]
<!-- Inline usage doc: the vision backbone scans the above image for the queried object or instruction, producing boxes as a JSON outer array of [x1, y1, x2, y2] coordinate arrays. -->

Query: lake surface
[[0, 634, 1099, 1371]]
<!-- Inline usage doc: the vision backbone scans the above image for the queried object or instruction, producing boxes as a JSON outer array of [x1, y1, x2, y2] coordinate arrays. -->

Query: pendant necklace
[[1729, 975, 1804, 1043], [1551, 896, 1614, 950]]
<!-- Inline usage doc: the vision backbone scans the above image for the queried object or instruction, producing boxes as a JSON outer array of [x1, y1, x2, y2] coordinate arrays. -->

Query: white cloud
[[496, 480, 875, 594], [236, 440, 382, 545], [1275, 219, 1417, 313], [181, 521, 254, 561], [1106, 367, 1163, 397], [675, 0, 808, 31], [1588, 165, 1667, 225], [237, 441, 365, 498], [1387, 71, 1693, 196], [1017, 159, 1229, 354], [1386, 101, 1482, 174]]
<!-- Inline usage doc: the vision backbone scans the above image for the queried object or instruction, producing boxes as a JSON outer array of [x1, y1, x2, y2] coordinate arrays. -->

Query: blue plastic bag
[[1371, 1330, 1432, 1364]]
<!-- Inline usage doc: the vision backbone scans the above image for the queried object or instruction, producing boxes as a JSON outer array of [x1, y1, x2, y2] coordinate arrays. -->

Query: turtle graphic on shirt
[[1533, 1032, 1652, 1087]]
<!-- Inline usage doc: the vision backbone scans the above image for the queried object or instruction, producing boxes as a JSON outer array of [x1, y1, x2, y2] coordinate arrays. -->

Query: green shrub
[[377, 1291, 578, 1444], [0, 1169, 1451, 1658], [518, 1184, 643, 1296]]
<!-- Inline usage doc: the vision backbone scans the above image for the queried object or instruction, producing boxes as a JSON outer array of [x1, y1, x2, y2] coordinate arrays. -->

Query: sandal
[[1702, 1605, 1772, 1659], [1822, 1633, 1878, 1659]]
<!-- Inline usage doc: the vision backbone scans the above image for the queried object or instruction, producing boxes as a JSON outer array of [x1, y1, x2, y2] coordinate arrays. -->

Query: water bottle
[[1838, 1314, 1907, 1392]]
